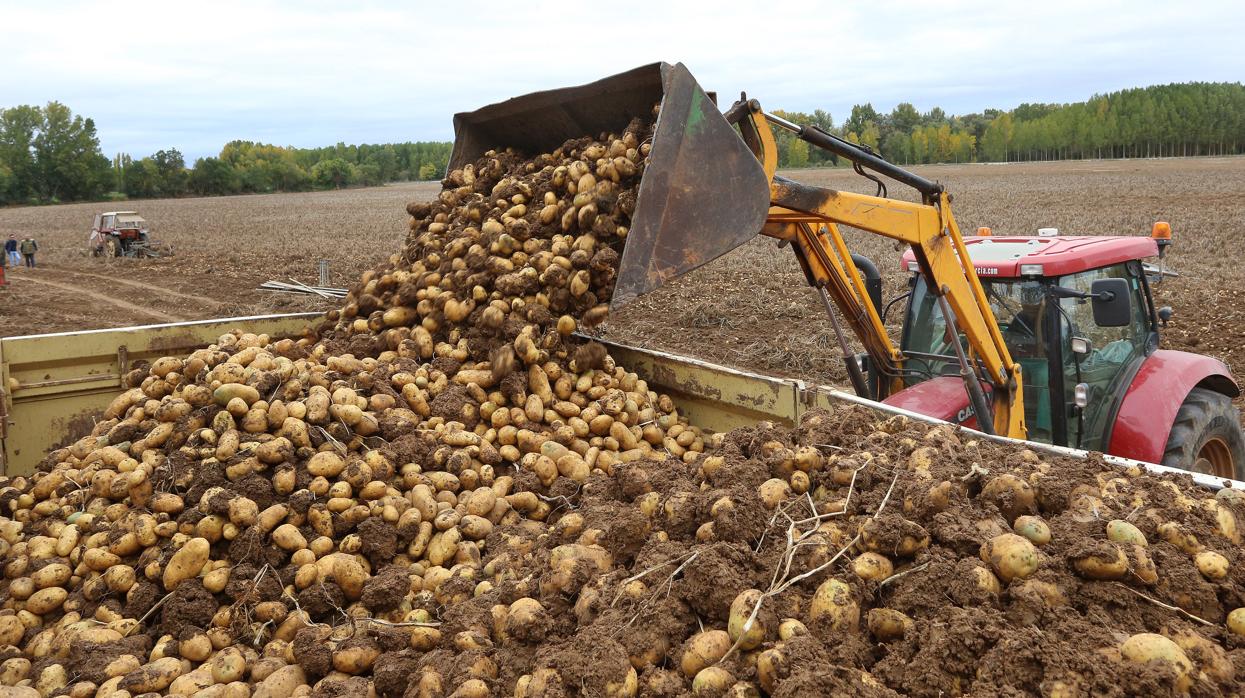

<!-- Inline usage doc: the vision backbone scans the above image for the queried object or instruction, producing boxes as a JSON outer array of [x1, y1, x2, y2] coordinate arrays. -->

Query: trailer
[[1, 314, 1239, 491]]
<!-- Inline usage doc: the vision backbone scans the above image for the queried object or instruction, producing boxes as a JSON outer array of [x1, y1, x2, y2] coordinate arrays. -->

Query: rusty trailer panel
[[0, 313, 319, 475]]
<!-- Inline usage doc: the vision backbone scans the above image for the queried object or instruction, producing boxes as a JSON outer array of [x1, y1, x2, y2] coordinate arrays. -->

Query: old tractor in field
[[88, 211, 172, 258]]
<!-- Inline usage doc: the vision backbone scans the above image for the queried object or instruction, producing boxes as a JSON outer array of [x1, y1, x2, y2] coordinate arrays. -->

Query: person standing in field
[[4, 236, 18, 268], [19, 237, 37, 268]]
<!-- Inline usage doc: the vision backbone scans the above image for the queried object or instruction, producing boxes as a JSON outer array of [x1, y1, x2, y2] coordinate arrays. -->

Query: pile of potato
[[1, 117, 1245, 698]]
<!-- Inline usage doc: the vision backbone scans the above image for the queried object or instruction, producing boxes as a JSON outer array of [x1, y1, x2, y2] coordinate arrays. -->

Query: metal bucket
[[449, 62, 772, 309]]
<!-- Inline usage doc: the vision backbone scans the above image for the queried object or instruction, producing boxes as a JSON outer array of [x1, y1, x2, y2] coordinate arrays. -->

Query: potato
[[1119, 633, 1193, 691], [1228, 608, 1245, 636], [980, 533, 1039, 582], [252, 664, 306, 698], [1012, 515, 1051, 545], [755, 647, 787, 694], [332, 640, 380, 674], [1169, 628, 1233, 684], [211, 647, 247, 684], [851, 552, 893, 582], [727, 589, 765, 650], [0, 615, 25, 646], [980, 473, 1036, 522], [692, 667, 734, 696], [163, 537, 210, 590], [680, 630, 731, 678], [1106, 519, 1146, 546], [120, 656, 184, 693], [1195, 550, 1229, 580], [272, 524, 307, 551], [777, 618, 807, 640], [1129, 544, 1159, 585], [1070, 542, 1129, 580], [1157, 522, 1200, 555], [809, 578, 858, 632], [757, 479, 791, 509], [25, 587, 67, 615], [866, 608, 912, 642]]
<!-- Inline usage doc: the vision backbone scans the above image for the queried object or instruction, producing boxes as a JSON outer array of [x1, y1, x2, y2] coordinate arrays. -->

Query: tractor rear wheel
[[1161, 388, 1245, 480]]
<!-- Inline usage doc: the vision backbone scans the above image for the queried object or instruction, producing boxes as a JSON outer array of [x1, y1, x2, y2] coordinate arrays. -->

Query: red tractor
[[891, 226, 1243, 477], [89, 211, 170, 258]]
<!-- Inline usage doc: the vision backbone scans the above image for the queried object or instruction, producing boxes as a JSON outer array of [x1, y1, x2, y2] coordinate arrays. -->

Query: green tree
[[122, 158, 161, 198], [311, 158, 355, 188], [417, 163, 439, 180], [0, 105, 42, 201], [151, 148, 188, 196], [31, 102, 113, 200], [188, 157, 241, 195], [786, 138, 809, 168]]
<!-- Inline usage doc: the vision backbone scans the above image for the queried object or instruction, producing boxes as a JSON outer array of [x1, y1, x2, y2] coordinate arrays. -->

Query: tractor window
[[1057, 264, 1149, 450], [901, 276, 1054, 443], [101, 215, 114, 229]]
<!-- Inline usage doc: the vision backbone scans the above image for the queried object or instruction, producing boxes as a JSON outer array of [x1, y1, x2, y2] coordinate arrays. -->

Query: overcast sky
[[2, 0, 1242, 161]]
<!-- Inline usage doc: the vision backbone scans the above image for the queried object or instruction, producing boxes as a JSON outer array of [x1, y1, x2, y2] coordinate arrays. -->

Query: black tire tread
[[1160, 387, 1245, 480]]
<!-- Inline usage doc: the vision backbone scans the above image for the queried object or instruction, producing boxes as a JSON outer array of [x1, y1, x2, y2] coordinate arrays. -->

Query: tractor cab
[[897, 229, 1169, 452]]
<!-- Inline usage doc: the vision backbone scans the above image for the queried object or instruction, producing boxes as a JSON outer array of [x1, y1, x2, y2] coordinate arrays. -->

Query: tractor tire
[[106, 238, 120, 258], [1161, 387, 1245, 481]]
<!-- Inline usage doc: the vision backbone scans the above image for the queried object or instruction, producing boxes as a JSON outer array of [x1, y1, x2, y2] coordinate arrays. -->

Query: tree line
[[770, 81, 1245, 167], [0, 102, 452, 205], [4, 81, 1245, 205]]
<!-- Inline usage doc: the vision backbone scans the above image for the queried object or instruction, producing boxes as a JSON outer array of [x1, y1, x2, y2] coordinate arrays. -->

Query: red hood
[[882, 376, 983, 429]]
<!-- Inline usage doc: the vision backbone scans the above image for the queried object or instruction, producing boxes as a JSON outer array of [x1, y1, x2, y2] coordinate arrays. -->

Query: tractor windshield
[[902, 276, 1056, 443]]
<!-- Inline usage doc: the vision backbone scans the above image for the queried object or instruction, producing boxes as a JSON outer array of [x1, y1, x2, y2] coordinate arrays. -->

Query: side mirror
[[1158, 306, 1173, 326], [1090, 278, 1132, 327]]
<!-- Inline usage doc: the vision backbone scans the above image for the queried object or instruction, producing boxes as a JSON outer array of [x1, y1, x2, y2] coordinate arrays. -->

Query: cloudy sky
[[2, 0, 1242, 160]]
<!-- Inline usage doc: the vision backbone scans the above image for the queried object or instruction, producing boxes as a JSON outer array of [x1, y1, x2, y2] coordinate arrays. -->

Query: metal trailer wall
[[2, 314, 1239, 492], [1, 314, 319, 475]]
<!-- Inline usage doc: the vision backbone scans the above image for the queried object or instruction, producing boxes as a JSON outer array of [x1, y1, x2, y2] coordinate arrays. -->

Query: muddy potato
[[1120, 633, 1193, 690], [852, 552, 893, 582], [727, 589, 766, 650], [1070, 542, 1129, 580], [692, 666, 734, 696], [980, 473, 1036, 522], [1195, 550, 1230, 580], [680, 630, 732, 678], [810, 578, 858, 631], [866, 608, 913, 642], [980, 533, 1039, 582], [755, 647, 787, 695]]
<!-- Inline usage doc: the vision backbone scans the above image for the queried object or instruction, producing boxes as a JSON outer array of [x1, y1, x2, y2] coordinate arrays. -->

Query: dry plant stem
[[611, 551, 698, 608], [877, 562, 931, 591], [128, 591, 175, 636], [720, 466, 902, 663], [1112, 583, 1215, 626]]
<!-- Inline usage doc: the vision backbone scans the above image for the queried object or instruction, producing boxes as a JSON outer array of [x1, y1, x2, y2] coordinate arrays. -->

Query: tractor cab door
[[91, 214, 102, 232], [1055, 262, 1152, 450], [101, 214, 115, 232]]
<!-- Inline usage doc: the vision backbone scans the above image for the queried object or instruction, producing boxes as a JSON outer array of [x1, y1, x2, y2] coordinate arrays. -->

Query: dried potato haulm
[[1, 122, 1245, 697]]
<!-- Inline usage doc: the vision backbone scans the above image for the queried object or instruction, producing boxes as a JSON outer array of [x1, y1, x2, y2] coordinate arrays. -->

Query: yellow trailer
[[1, 314, 1236, 490]]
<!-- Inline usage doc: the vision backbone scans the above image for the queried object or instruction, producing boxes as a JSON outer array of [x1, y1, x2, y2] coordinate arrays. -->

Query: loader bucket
[[450, 62, 772, 310]]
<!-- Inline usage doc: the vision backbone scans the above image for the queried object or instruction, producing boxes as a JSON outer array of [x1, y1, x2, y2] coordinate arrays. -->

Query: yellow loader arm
[[732, 99, 1025, 439]]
